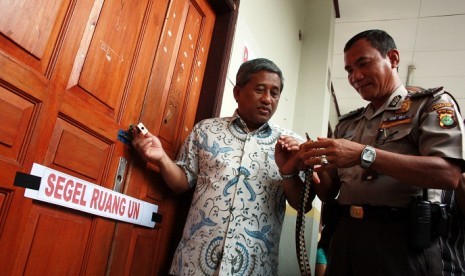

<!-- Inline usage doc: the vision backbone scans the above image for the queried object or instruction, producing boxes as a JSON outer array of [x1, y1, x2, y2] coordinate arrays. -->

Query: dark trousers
[[325, 216, 442, 276]]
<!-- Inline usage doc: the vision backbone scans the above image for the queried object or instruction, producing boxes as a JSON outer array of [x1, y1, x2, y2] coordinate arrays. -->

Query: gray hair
[[236, 58, 284, 91]]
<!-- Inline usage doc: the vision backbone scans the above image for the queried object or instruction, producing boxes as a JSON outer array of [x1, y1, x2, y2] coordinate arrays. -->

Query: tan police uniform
[[335, 86, 465, 207], [325, 85, 465, 276]]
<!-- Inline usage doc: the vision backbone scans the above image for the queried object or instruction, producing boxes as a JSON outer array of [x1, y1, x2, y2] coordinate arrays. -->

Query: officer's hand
[[299, 137, 364, 171]]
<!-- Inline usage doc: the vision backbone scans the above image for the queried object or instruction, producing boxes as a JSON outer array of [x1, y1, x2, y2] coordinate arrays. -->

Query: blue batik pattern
[[169, 113, 303, 276]]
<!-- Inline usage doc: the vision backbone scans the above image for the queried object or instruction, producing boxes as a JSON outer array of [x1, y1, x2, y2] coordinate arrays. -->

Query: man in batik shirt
[[132, 58, 311, 275]]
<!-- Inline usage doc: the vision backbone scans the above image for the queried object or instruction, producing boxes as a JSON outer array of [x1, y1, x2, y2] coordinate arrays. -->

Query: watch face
[[361, 146, 376, 168], [364, 150, 375, 161]]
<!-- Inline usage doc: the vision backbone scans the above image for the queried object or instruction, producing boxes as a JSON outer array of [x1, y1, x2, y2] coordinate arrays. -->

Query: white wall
[[220, 0, 336, 274], [220, 0, 306, 133], [331, 1, 465, 115]]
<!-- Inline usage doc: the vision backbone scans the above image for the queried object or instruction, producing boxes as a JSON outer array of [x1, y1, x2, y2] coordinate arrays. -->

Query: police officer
[[299, 29, 465, 275]]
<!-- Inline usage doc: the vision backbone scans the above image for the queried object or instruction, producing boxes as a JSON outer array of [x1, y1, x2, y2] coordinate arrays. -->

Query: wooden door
[[106, 0, 215, 274], [0, 0, 217, 275]]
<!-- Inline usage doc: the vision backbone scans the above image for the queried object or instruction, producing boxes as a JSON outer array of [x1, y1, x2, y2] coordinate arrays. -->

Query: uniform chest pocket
[[341, 130, 356, 141], [377, 123, 414, 145]]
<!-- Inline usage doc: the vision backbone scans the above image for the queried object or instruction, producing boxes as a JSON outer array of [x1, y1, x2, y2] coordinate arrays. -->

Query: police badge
[[437, 109, 457, 128]]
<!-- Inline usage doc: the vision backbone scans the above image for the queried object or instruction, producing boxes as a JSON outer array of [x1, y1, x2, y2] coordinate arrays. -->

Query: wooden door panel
[[0, 87, 37, 163], [0, 0, 70, 184], [12, 1, 130, 272], [0, 0, 155, 273], [18, 204, 92, 276], [128, 227, 163, 275], [0, 0, 71, 76], [0, 0, 226, 274], [145, 0, 215, 202], [104, 0, 191, 272], [36, 1, 171, 274], [157, 5, 203, 147], [137, 0, 215, 212], [44, 118, 112, 183], [133, 0, 189, 154], [107, 0, 216, 275], [0, 0, 74, 273], [75, 0, 149, 115], [174, 0, 215, 146]]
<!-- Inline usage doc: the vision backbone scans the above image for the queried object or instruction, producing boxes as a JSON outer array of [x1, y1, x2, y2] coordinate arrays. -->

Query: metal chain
[[295, 167, 313, 276]]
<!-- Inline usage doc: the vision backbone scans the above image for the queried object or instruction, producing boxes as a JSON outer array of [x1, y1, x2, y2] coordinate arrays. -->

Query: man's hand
[[131, 126, 189, 194], [299, 137, 364, 172], [275, 135, 301, 175], [131, 127, 165, 164]]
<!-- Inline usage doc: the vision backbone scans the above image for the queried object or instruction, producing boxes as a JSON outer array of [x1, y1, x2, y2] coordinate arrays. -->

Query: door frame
[[196, 0, 240, 122]]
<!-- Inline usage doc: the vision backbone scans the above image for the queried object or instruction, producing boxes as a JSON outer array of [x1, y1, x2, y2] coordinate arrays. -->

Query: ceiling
[[331, 0, 465, 116]]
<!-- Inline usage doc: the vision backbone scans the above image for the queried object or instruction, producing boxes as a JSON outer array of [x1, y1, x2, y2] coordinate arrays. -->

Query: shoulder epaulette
[[409, 86, 443, 99], [338, 107, 364, 121]]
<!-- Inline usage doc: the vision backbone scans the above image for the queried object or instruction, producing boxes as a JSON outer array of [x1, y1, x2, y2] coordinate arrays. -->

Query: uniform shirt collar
[[367, 85, 408, 118], [384, 85, 408, 111]]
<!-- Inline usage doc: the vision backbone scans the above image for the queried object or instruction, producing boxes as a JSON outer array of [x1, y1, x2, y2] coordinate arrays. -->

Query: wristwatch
[[360, 145, 376, 168]]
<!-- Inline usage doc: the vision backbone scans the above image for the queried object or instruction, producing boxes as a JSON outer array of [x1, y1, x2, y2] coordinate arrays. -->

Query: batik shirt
[[169, 113, 303, 276]]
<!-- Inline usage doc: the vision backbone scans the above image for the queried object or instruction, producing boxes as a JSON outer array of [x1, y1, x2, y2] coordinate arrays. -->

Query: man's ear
[[388, 49, 400, 69], [233, 85, 240, 101]]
